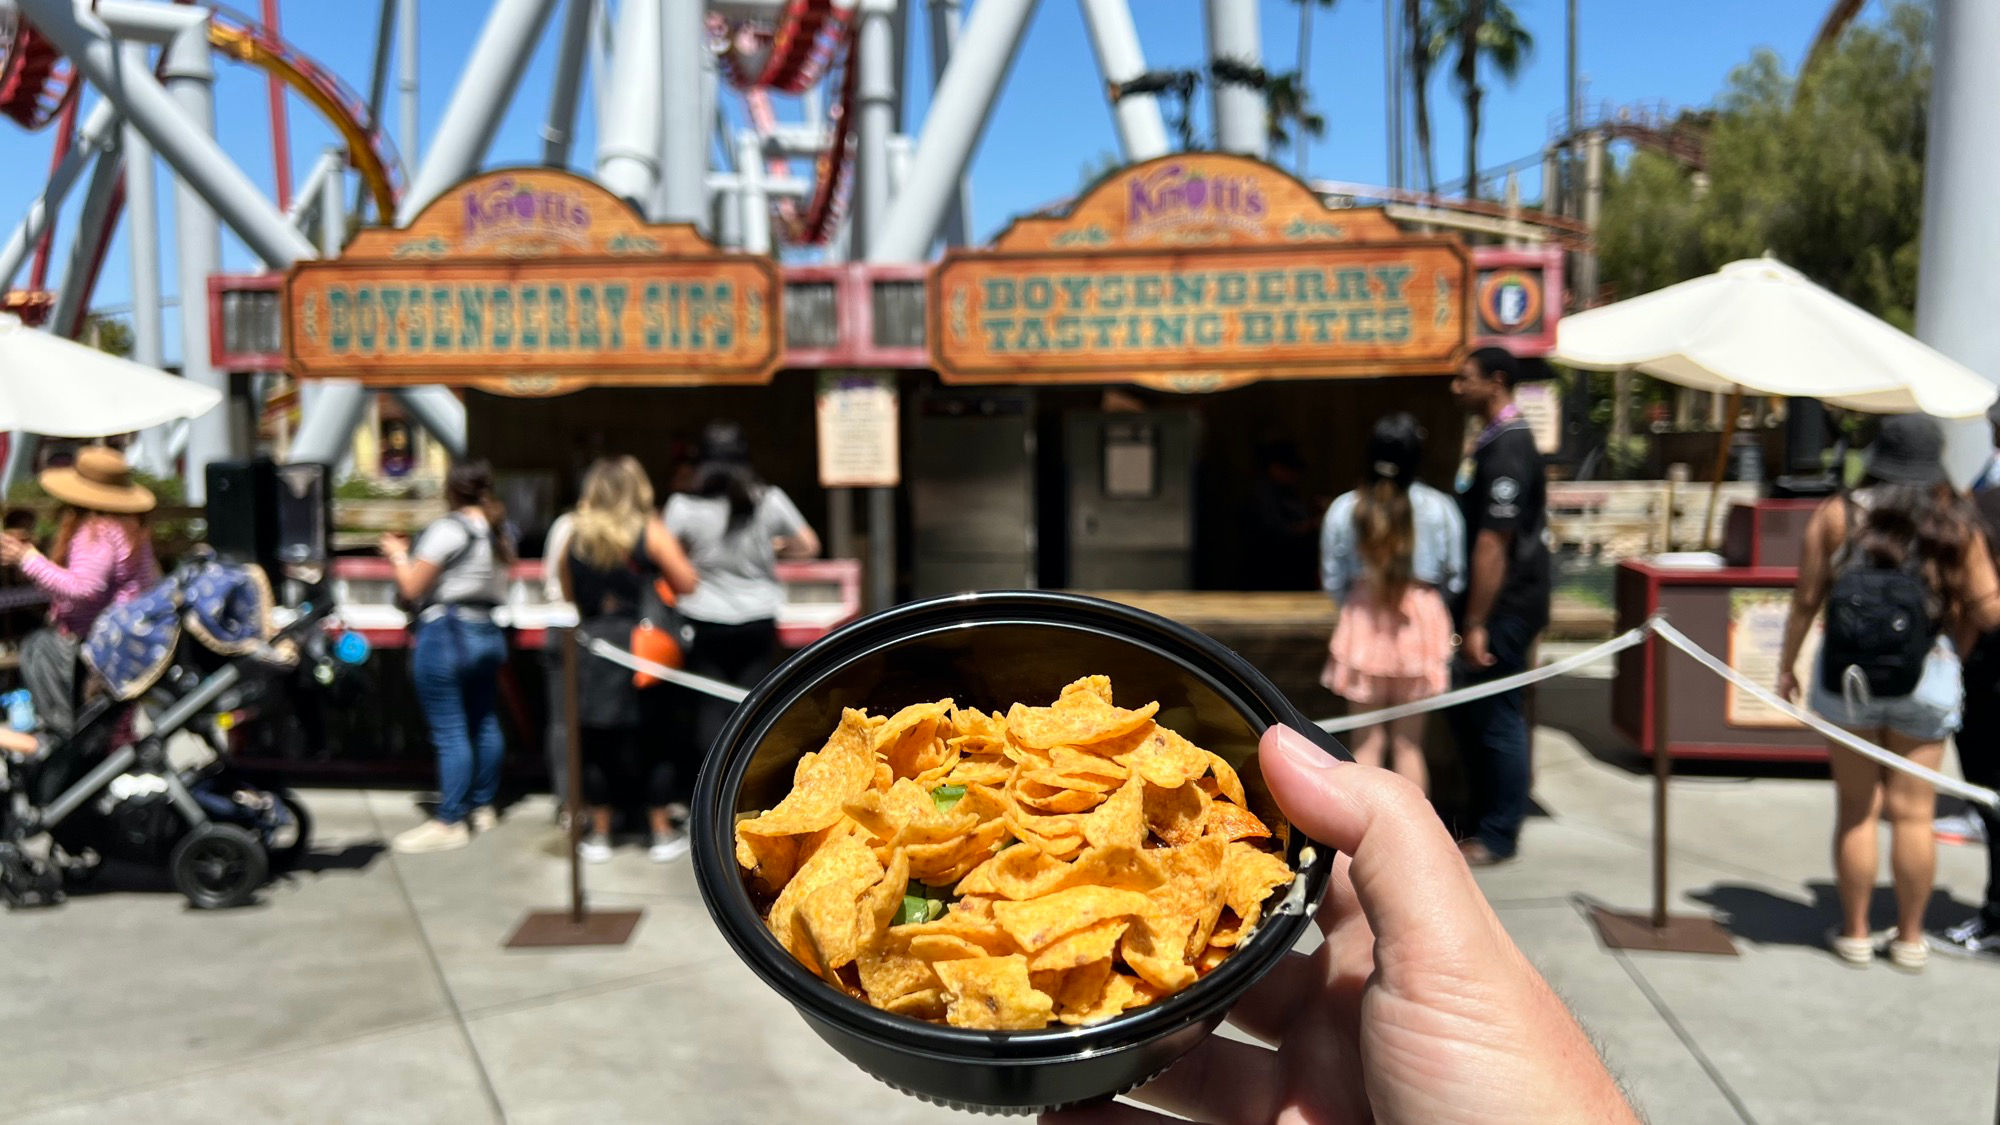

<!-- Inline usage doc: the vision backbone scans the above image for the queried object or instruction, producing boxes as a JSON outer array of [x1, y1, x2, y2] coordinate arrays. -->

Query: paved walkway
[[5, 671, 1995, 1123]]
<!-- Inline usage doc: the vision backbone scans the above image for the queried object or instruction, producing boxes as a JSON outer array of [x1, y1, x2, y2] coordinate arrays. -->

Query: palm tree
[[1289, 0, 1339, 173], [1406, 0, 1438, 195], [1264, 71, 1327, 157], [1430, 0, 1533, 200]]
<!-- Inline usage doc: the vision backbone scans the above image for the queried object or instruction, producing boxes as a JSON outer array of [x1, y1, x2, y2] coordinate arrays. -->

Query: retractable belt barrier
[[1312, 615, 1999, 811], [579, 617, 1998, 810]]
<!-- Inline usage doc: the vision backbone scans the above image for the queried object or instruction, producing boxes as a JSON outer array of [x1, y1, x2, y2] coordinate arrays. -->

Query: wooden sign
[[930, 154, 1471, 391], [284, 169, 781, 395]]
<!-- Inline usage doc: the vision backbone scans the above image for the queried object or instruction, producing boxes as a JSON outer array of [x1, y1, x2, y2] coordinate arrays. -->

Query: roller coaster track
[[0, 10, 76, 129], [715, 0, 856, 246], [204, 4, 402, 220]]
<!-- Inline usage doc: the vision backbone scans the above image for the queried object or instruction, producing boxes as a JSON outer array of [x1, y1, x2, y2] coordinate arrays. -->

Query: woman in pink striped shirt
[[0, 448, 160, 639]]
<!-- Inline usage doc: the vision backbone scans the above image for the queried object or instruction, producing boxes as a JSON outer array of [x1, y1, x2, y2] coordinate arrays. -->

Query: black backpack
[[1819, 499, 1937, 698]]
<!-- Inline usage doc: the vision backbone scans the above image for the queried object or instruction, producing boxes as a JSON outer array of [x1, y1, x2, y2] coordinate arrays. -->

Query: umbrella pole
[[1703, 389, 1743, 550]]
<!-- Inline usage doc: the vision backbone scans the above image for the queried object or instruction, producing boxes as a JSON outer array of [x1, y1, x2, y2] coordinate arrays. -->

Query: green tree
[[83, 315, 134, 358], [1597, 2, 1930, 328], [1262, 70, 1327, 158], [1406, 0, 1438, 194], [1286, 0, 1339, 172], [1428, 0, 1534, 200]]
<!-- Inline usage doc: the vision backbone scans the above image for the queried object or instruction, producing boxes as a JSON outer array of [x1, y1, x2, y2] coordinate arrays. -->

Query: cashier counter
[[327, 557, 863, 650]]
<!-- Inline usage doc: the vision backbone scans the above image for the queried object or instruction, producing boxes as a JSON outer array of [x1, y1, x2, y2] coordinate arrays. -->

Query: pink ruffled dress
[[1320, 580, 1455, 706]]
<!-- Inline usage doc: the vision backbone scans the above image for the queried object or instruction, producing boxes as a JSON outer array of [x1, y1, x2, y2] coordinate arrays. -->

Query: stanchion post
[[1586, 621, 1739, 956], [503, 626, 644, 949], [1650, 630, 1670, 929], [565, 623, 586, 925]]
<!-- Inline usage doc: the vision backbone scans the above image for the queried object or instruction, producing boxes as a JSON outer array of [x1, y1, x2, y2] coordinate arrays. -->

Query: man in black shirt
[[1447, 346, 1551, 865]]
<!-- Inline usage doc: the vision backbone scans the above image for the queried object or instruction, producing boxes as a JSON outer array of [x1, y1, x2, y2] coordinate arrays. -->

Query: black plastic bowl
[[691, 591, 1344, 1115]]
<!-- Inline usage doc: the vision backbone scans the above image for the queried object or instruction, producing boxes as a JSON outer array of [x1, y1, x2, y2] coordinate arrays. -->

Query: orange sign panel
[[930, 153, 1472, 390], [285, 169, 780, 394]]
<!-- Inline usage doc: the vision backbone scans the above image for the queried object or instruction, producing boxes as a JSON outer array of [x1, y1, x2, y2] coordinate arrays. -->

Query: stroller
[[0, 558, 340, 909]]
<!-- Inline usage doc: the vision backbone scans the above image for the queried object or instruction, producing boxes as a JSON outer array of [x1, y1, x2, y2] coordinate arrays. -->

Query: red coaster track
[[715, 0, 857, 246]]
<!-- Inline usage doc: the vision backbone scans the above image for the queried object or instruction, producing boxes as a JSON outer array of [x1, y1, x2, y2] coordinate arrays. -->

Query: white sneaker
[[392, 819, 470, 855], [579, 835, 613, 864], [469, 806, 498, 833], [649, 832, 690, 863]]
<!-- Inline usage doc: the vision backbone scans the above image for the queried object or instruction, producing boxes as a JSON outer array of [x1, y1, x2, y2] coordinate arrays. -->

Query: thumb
[[1259, 724, 1506, 964]]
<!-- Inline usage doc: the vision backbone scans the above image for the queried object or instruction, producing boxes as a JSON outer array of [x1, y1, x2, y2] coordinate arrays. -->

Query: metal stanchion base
[[1588, 907, 1738, 956], [504, 909, 644, 949]]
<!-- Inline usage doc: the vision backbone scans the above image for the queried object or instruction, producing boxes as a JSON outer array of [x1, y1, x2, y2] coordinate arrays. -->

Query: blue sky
[[0, 0, 1855, 361]]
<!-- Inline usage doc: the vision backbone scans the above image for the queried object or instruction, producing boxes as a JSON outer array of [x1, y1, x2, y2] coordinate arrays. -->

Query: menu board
[[1725, 589, 1818, 728], [816, 373, 901, 488]]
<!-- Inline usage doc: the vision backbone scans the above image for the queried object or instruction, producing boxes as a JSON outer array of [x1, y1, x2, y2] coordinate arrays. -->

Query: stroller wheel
[[169, 824, 269, 909], [265, 789, 313, 873]]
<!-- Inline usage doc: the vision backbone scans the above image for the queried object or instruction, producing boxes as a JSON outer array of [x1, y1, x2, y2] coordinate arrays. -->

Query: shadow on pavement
[[1688, 881, 1980, 947]]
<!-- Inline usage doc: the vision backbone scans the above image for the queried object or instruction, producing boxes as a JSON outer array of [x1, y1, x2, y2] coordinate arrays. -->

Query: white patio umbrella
[[1555, 257, 1996, 418], [0, 313, 221, 436], [1555, 257, 1999, 543]]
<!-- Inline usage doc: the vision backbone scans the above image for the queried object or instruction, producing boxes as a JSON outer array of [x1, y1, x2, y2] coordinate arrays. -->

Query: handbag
[[630, 576, 694, 687]]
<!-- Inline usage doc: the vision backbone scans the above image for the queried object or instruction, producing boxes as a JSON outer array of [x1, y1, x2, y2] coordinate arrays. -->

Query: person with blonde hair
[[560, 456, 699, 862], [1319, 414, 1464, 794]]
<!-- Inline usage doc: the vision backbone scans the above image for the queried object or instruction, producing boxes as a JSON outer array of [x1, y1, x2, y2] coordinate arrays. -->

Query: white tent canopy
[[1554, 258, 1998, 420], [0, 313, 221, 437]]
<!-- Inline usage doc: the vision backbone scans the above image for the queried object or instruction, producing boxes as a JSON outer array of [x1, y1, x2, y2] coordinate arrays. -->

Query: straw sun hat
[[38, 447, 156, 515]]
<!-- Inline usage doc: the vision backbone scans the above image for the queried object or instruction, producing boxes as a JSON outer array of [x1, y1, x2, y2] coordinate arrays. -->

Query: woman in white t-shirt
[[665, 423, 819, 785]]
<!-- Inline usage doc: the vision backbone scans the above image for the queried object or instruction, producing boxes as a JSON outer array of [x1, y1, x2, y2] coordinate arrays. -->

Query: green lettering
[[1254, 271, 1286, 305], [490, 289, 513, 349], [1214, 274, 1247, 306], [1017, 318, 1051, 350], [457, 288, 484, 349], [1380, 305, 1412, 342], [983, 279, 1017, 311], [1058, 276, 1092, 310], [1334, 269, 1371, 301], [711, 282, 733, 348], [519, 286, 541, 348], [1148, 314, 1186, 347], [575, 285, 601, 350], [1193, 313, 1223, 346], [378, 288, 402, 350], [1021, 278, 1054, 310], [405, 287, 426, 350], [1241, 311, 1274, 345], [431, 287, 452, 349], [1054, 316, 1083, 350], [1306, 308, 1341, 342], [602, 284, 628, 349], [643, 283, 664, 348], [1294, 269, 1331, 305], [1101, 275, 1126, 310], [981, 318, 1013, 350], [327, 289, 351, 351], [1344, 307, 1378, 342], [1372, 265, 1414, 301], [1171, 273, 1207, 307], [686, 283, 705, 349], [354, 288, 378, 351], [545, 286, 571, 349], [1087, 315, 1118, 348], [1133, 275, 1163, 308]]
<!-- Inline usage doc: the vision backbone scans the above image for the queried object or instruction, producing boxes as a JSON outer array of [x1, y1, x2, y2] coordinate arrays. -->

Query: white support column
[[658, 0, 707, 223], [735, 131, 771, 253], [541, 0, 593, 166], [165, 23, 230, 503], [0, 97, 121, 289], [1204, 0, 1264, 157], [398, 0, 421, 170], [854, 0, 896, 252], [869, 0, 1038, 264], [397, 0, 560, 221], [596, 0, 663, 206], [1077, 0, 1169, 161], [924, 0, 974, 244], [1921, 0, 2000, 485], [15, 0, 315, 268], [49, 137, 123, 337], [124, 41, 169, 476]]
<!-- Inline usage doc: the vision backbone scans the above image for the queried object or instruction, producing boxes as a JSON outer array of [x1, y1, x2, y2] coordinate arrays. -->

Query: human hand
[[378, 533, 410, 563], [1775, 667, 1799, 704], [0, 535, 26, 566], [1043, 725, 1636, 1125], [1461, 623, 1495, 668]]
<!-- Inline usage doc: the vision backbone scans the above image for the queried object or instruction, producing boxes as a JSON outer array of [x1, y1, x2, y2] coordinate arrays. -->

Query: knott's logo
[[461, 176, 593, 249], [1126, 162, 1267, 237]]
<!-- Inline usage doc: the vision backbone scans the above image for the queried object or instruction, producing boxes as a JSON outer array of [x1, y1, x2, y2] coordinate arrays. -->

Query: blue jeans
[[412, 616, 508, 825], [1448, 614, 1537, 858]]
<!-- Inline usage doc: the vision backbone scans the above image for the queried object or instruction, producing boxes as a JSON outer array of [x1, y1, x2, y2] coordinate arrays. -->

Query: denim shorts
[[1808, 638, 1963, 741]]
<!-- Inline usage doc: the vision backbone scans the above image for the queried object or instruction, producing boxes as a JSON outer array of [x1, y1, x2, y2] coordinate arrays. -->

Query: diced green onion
[[930, 784, 968, 812]]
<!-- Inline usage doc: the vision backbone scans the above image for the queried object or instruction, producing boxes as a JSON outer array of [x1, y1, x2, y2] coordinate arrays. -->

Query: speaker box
[[206, 460, 331, 579]]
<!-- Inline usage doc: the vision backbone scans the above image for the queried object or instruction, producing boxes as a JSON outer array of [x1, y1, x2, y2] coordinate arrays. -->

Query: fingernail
[[1266, 723, 1342, 770]]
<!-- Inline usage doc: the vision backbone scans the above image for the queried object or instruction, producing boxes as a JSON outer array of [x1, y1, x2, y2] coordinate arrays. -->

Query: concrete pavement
[[4, 669, 1995, 1123]]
